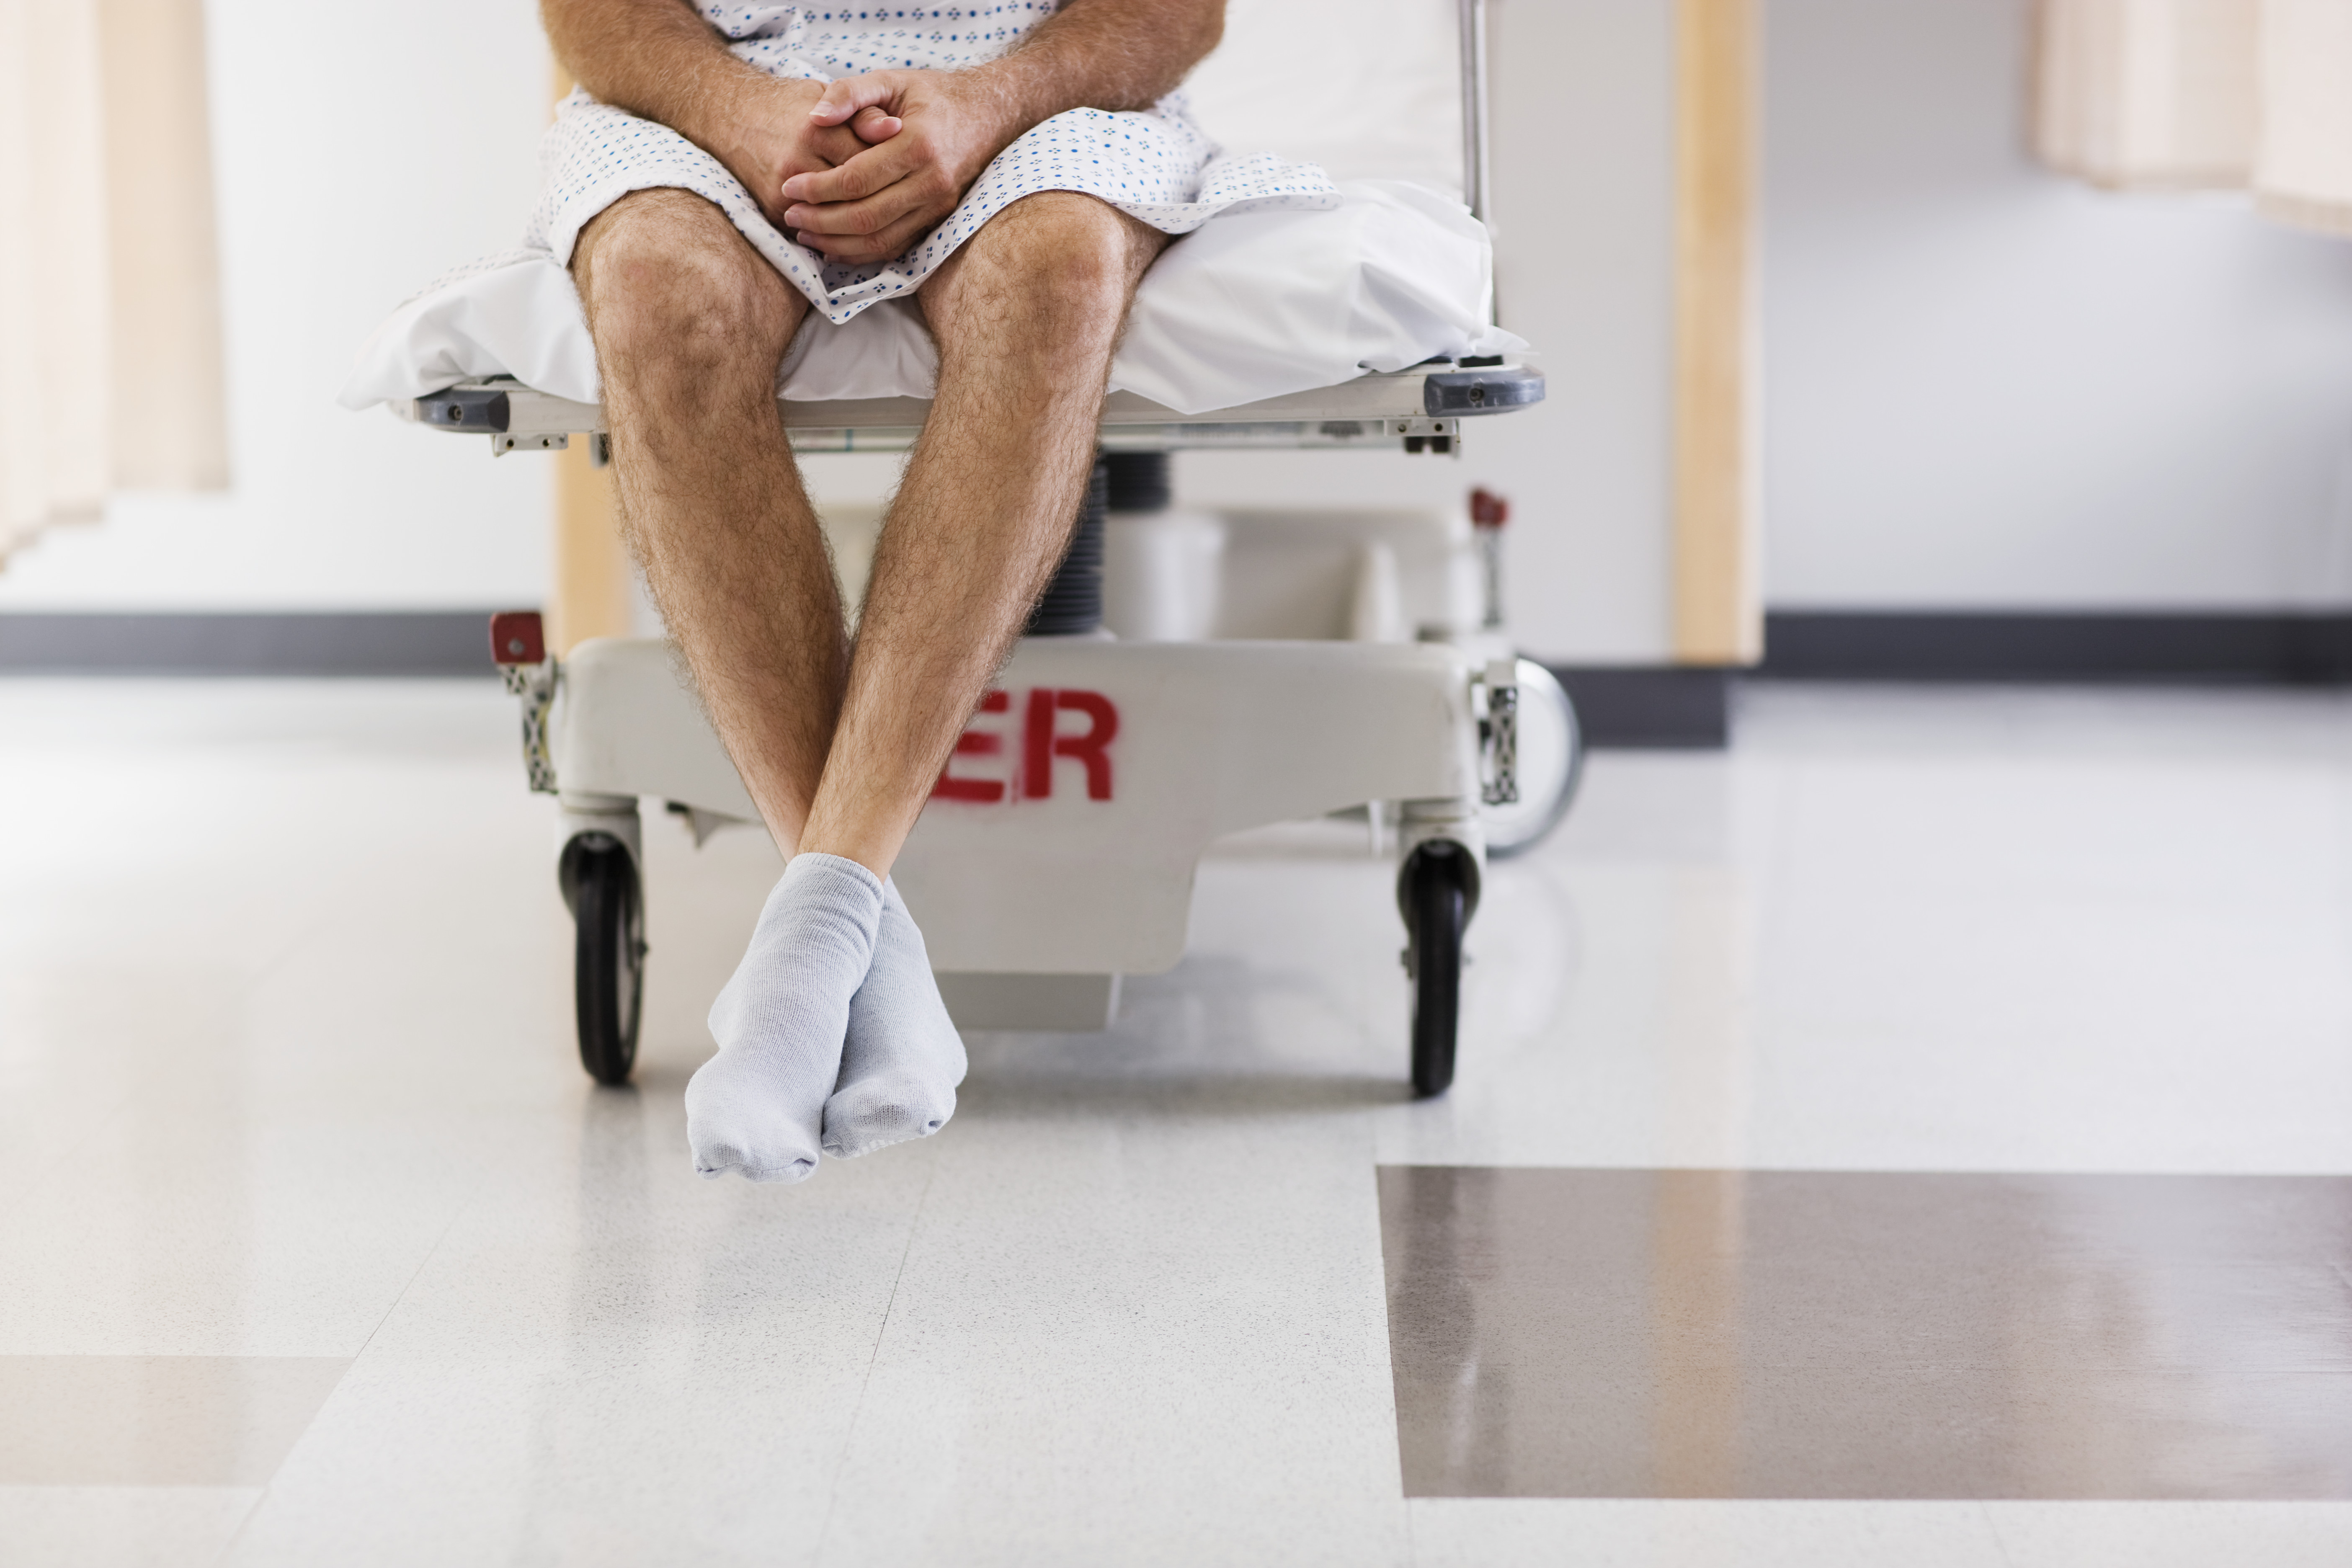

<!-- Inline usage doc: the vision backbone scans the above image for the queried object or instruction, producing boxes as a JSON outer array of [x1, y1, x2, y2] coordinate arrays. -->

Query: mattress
[[338, 180, 1524, 420]]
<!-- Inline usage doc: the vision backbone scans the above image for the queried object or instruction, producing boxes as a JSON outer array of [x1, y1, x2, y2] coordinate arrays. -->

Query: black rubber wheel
[[1403, 842, 1472, 1098], [568, 835, 644, 1086]]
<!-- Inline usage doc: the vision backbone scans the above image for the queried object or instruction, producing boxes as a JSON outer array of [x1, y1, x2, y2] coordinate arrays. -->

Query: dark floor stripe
[[1378, 1168, 2352, 1500]]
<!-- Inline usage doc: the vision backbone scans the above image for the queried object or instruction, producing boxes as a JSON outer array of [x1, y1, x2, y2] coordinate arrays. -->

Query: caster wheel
[[1483, 659, 1582, 860], [1402, 841, 1475, 1098], [566, 833, 644, 1086]]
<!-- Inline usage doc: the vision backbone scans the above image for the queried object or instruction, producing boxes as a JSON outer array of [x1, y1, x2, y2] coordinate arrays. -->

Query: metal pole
[[1459, 0, 1491, 224]]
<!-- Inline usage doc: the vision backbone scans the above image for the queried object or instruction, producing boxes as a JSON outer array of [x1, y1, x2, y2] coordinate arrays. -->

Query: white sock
[[684, 852, 882, 1182], [823, 879, 967, 1158]]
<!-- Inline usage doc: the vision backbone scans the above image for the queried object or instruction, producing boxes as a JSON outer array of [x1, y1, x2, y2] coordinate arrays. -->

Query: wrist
[[954, 61, 1052, 170], [695, 73, 822, 174]]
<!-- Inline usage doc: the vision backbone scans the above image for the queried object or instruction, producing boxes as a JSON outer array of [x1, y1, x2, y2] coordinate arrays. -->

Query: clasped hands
[[721, 70, 1019, 266]]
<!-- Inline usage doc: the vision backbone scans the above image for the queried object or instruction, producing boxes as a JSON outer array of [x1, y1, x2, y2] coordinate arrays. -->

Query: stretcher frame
[[418, 0, 1565, 1095]]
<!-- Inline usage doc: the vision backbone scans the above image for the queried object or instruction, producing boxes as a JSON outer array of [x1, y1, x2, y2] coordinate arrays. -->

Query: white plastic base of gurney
[[548, 635, 1486, 1025], [406, 359, 1542, 454], [933, 973, 1122, 1032]]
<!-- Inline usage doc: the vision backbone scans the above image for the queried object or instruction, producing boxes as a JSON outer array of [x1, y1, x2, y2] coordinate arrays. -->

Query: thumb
[[809, 75, 895, 127], [850, 105, 903, 143]]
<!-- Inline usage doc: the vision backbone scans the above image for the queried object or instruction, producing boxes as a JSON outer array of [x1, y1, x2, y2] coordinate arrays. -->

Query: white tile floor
[[4, 679, 2351, 1565]]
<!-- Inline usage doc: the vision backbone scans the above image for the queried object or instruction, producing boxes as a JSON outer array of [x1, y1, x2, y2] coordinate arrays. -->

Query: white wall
[[36, 2, 2343, 639], [0, 0, 557, 609], [0, 0, 1684, 668], [1765, 0, 2352, 611], [1177, 0, 1679, 664]]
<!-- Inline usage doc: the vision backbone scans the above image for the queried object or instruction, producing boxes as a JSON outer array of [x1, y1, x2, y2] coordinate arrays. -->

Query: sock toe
[[692, 1131, 820, 1181], [822, 1075, 956, 1159], [686, 1055, 827, 1183]]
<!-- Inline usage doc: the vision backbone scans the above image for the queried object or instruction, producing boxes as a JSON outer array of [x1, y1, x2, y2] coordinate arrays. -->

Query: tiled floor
[[5, 679, 2352, 1565]]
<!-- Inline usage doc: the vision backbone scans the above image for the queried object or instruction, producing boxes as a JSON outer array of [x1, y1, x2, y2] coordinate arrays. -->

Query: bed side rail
[[410, 360, 1545, 457]]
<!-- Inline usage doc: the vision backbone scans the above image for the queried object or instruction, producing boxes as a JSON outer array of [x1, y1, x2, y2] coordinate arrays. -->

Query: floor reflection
[[1378, 1168, 2352, 1498], [0, 1355, 349, 1485]]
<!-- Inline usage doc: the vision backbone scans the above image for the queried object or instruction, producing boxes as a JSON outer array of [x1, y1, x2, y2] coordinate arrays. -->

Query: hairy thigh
[[573, 188, 808, 382], [917, 191, 1168, 357]]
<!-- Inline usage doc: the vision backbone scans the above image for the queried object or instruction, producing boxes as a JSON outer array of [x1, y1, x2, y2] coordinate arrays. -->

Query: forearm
[[966, 0, 1225, 134], [540, 0, 781, 152]]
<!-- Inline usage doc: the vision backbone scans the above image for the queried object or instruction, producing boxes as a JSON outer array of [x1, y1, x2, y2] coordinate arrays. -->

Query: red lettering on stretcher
[[931, 689, 1010, 802], [930, 686, 1118, 803]]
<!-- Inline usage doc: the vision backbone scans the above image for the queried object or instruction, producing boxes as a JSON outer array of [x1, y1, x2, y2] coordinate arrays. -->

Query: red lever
[[1470, 488, 1510, 528], [490, 610, 545, 665]]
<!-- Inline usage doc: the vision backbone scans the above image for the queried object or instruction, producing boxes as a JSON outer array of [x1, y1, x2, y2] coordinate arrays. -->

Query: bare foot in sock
[[685, 853, 882, 1182], [822, 880, 966, 1159]]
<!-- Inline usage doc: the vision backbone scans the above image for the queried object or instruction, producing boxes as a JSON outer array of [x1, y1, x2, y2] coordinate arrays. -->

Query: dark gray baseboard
[[0, 611, 500, 676], [22, 607, 2342, 696], [0, 611, 1739, 748], [1547, 665, 1732, 749], [1761, 611, 2352, 684]]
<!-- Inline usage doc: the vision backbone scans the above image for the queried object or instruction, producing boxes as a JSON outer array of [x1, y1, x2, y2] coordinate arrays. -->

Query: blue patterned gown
[[527, 2, 1339, 325]]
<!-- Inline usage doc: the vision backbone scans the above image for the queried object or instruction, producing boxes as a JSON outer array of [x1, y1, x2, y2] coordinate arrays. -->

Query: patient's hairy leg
[[811, 192, 1168, 1158], [574, 188, 866, 1183], [572, 187, 840, 850], [802, 191, 1166, 872]]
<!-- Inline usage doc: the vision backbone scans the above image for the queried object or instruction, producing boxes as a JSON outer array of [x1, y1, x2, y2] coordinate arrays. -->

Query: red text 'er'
[[933, 688, 1119, 803]]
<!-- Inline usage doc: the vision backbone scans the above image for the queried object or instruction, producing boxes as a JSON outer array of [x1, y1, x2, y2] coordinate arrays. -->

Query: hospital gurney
[[382, 0, 1573, 1096]]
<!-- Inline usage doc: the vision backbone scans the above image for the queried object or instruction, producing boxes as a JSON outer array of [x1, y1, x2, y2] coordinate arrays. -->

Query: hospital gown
[[529, 2, 1341, 325]]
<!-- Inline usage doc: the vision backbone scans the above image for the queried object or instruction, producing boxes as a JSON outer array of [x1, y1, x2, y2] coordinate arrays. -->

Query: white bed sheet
[[338, 180, 1523, 419]]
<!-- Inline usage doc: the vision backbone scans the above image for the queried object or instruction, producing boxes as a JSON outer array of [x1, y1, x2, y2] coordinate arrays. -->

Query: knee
[[993, 194, 1137, 300], [575, 192, 799, 382], [929, 193, 1145, 334]]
